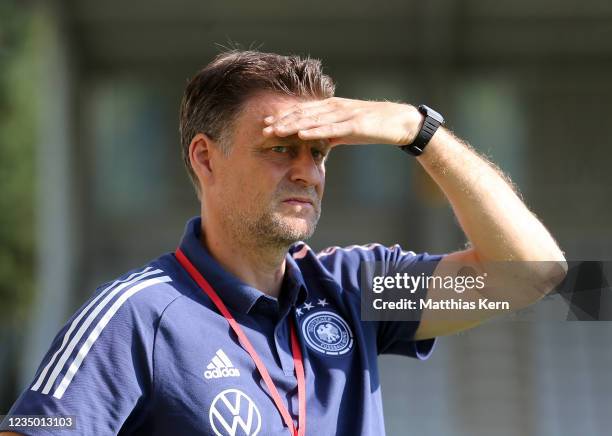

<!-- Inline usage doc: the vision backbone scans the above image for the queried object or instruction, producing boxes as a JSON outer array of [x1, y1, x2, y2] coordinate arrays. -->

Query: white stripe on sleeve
[[30, 267, 156, 392], [53, 276, 172, 399], [38, 269, 165, 395]]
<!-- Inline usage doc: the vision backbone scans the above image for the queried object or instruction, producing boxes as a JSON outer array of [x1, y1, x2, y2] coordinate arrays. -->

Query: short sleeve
[[315, 243, 444, 360], [0, 269, 174, 436], [373, 248, 443, 359]]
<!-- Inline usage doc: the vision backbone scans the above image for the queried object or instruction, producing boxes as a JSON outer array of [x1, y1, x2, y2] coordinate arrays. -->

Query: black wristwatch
[[400, 104, 445, 156]]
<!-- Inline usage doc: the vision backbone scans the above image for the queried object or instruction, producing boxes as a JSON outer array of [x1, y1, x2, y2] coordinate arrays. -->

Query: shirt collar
[[177, 217, 308, 315]]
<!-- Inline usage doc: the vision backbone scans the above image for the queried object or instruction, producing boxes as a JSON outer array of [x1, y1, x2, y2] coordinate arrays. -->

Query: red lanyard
[[175, 248, 306, 436]]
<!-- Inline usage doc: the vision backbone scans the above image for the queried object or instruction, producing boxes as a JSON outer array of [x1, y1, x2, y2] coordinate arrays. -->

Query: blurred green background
[[1, 1, 612, 435]]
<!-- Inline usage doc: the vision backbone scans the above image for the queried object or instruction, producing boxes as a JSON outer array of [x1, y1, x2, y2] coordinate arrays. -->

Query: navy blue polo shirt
[[1, 217, 443, 436]]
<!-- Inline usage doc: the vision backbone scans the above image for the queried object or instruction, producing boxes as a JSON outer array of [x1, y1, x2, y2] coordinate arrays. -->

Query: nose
[[288, 146, 324, 188]]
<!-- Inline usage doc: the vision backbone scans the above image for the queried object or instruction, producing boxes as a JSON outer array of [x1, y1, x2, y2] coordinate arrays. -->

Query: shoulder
[[288, 241, 444, 287], [76, 254, 190, 332], [23, 255, 190, 401], [289, 241, 424, 271]]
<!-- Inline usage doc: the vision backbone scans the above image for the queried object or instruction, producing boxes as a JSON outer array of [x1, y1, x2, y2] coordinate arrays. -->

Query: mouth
[[282, 197, 314, 206]]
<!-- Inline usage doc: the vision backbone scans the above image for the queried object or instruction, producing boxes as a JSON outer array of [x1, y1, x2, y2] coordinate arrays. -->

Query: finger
[[265, 106, 331, 127], [264, 99, 335, 124], [263, 110, 342, 137], [300, 97, 336, 107], [297, 121, 354, 141], [269, 110, 352, 137]]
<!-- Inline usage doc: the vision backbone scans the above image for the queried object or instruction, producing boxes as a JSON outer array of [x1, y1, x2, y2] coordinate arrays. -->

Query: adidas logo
[[204, 349, 241, 379]]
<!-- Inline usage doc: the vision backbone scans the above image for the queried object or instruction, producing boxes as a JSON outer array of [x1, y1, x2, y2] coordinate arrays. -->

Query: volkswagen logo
[[209, 388, 262, 436]]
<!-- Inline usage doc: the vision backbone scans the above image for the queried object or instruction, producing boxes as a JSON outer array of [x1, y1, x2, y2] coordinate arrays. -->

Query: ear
[[189, 133, 218, 187]]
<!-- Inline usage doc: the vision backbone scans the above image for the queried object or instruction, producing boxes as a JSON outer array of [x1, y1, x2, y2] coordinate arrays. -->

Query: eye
[[311, 148, 327, 161], [271, 145, 288, 153]]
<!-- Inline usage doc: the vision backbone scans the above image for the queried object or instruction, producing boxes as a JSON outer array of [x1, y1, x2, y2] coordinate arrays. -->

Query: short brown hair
[[179, 50, 336, 197]]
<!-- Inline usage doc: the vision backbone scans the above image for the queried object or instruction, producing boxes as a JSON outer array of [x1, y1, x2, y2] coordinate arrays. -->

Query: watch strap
[[400, 104, 444, 156]]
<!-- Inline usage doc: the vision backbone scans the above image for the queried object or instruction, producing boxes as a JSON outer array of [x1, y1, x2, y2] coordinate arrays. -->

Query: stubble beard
[[224, 193, 321, 252]]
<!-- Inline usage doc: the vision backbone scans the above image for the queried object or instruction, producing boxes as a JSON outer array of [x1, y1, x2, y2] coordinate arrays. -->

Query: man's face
[[209, 91, 330, 248]]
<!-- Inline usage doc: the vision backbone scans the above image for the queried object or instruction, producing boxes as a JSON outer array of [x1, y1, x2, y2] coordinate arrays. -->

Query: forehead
[[242, 91, 314, 121], [232, 91, 327, 149]]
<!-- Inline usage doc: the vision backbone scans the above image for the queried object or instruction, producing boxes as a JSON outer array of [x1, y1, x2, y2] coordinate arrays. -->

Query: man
[[1, 50, 566, 435]]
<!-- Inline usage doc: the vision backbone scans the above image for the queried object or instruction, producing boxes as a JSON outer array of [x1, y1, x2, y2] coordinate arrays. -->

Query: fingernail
[[264, 116, 274, 123], [263, 126, 273, 134]]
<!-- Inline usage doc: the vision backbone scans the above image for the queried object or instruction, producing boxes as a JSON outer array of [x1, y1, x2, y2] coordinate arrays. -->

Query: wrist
[[400, 104, 445, 156], [403, 105, 425, 145]]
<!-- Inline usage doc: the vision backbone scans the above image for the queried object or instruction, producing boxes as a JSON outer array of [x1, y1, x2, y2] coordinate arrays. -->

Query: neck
[[199, 214, 288, 299]]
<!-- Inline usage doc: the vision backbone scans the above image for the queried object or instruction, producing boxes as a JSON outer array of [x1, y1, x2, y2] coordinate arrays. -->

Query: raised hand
[[262, 97, 424, 148]]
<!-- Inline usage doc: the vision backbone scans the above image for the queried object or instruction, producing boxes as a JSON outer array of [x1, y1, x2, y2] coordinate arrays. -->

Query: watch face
[[419, 104, 445, 124]]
